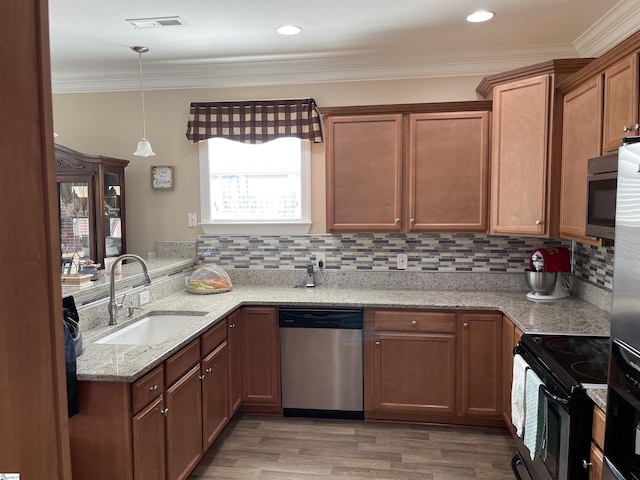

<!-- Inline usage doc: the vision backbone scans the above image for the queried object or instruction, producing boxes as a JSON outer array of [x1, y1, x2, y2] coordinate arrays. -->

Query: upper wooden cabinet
[[559, 76, 604, 244], [324, 102, 491, 234], [602, 53, 639, 152], [477, 59, 593, 237], [55, 144, 129, 267], [325, 114, 404, 232], [408, 112, 489, 232]]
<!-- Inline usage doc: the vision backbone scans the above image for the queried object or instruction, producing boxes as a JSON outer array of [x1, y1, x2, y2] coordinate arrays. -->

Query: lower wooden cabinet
[[240, 306, 282, 413], [227, 309, 243, 415], [132, 395, 166, 480], [589, 406, 605, 480], [458, 312, 503, 418], [364, 308, 503, 427], [202, 341, 229, 451], [502, 315, 523, 436]]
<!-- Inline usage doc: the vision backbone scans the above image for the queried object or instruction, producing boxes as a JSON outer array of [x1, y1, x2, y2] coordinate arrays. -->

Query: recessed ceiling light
[[125, 16, 188, 29], [276, 25, 302, 36], [466, 11, 495, 23]]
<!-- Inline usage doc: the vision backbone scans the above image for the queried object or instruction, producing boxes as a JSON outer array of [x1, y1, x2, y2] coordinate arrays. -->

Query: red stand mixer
[[525, 247, 571, 300]]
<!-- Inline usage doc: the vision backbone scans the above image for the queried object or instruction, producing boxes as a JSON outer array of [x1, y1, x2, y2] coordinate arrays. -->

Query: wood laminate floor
[[190, 415, 518, 479]]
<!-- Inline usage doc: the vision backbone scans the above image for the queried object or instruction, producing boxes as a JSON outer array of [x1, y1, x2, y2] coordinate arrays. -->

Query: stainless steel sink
[[95, 312, 207, 345]]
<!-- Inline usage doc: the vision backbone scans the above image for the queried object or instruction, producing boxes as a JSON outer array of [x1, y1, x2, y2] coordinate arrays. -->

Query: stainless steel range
[[512, 334, 609, 480]]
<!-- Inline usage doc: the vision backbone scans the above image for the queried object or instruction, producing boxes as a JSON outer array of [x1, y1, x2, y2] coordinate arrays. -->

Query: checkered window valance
[[185, 98, 323, 144]]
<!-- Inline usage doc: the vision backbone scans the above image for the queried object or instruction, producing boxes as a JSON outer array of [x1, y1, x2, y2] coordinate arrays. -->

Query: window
[[199, 137, 311, 234]]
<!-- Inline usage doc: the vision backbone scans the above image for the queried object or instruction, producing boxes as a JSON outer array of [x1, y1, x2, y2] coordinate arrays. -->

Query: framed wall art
[[151, 165, 174, 190]]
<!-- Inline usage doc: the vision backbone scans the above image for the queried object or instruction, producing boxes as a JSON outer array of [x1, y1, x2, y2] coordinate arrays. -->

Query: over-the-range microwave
[[586, 152, 617, 240]]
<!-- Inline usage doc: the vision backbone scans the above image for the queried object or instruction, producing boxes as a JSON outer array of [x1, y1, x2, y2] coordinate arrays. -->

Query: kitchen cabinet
[[588, 406, 605, 480], [55, 144, 128, 267], [602, 53, 639, 153], [502, 316, 523, 436], [69, 320, 231, 480], [227, 309, 243, 415], [323, 102, 492, 233], [559, 76, 605, 244], [407, 112, 490, 232], [364, 308, 504, 427], [477, 59, 592, 237], [240, 306, 282, 413], [325, 114, 404, 232], [458, 312, 502, 419]]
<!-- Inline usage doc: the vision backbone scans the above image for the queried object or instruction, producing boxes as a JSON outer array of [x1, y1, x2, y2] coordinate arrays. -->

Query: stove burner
[[570, 360, 608, 383], [544, 337, 608, 356]]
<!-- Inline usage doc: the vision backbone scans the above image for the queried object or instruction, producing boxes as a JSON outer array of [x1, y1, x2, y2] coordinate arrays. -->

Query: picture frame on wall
[[151, 165, 174, 190]]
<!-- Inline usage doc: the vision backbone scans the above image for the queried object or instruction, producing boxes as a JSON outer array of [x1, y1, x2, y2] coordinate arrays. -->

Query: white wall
[[52, 75, 484, 256]]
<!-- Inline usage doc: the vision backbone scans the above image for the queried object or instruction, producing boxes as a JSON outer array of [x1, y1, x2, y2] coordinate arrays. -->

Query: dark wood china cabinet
[[55, 144, 129, 268]]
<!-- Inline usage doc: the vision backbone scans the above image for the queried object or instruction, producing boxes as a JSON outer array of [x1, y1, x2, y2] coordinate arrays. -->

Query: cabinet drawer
[[132, 365, 164, 414], [372, 310, 456, 333], [165, 339, 201, 386], [593, 405, 606, 450], [201, 319, 227, 357]]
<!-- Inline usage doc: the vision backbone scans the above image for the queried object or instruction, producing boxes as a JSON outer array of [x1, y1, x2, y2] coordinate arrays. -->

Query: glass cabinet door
[[58, 179, 94, 269], [104, 171, 123, 258]]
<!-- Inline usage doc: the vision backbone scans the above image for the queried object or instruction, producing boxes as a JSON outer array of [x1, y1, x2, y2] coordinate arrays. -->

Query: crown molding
[[574, 0, 640, 57], [51, 44, 578, 94]]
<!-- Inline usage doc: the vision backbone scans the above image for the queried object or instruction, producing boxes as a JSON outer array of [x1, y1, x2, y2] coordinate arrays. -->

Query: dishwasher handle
[[279, 308, 363, 329]]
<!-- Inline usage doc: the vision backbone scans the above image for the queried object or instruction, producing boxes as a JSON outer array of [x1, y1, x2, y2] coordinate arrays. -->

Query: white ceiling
[[49, 0, 640, 94]]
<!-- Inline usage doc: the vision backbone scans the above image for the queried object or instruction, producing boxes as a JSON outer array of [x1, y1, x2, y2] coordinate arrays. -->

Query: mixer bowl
[[524, 270, 558, 294]]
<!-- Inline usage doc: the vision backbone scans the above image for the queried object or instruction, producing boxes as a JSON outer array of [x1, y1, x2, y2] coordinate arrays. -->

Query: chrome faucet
[[108, 254, 152, 325]]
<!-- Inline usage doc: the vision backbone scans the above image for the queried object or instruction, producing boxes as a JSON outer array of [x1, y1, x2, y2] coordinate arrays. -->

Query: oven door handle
[[540, 385, 570, 405]]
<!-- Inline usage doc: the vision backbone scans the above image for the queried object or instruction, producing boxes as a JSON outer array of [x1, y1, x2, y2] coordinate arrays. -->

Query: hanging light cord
[[138, 51, 147, 139]]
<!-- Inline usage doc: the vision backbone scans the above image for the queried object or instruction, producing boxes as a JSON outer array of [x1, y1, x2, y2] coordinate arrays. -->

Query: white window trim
[[198, 139, 311, 235]]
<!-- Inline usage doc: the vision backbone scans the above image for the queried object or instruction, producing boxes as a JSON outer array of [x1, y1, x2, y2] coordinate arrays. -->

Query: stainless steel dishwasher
[[279, 307, 364, 419]]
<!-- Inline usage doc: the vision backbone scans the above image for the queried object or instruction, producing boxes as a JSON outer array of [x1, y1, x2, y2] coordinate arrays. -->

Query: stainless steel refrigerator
[[603, 136, 640, 480]]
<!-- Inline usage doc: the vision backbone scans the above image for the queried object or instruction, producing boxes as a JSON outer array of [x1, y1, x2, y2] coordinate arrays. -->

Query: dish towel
[[524, 368, 548, 460], [511, 354, 528, 437]]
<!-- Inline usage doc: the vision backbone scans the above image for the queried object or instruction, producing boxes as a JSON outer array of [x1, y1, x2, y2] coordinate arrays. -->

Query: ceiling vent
[[125, 16, 188, 29]]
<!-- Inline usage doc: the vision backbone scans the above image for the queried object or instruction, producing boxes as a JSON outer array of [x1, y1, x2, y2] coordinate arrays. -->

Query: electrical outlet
[[315, 252, 326, 269], [139, 291, 150, 305], [188, 212, 198, 227], [397, 253, 408, 270]]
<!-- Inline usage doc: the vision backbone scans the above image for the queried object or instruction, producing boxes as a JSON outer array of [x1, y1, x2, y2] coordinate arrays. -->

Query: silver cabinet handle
[[463, 322, 469, 328], [199, 374, 206, 380], [206, 367, 212, 373], [624, 125, 632, 132], [161, 408, 169, 416], [410, 218, 416, 224], [411, 320, 417, 326], [582, 459, 592, 469], [535, 220, 542, 225], [636, 123, 640, 131], [375, 341, 381, 346], [395, 218, 400, 224], [149, 385, 158, 392]]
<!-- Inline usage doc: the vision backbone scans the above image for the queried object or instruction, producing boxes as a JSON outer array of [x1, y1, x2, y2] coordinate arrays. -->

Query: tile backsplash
[[196, 233, 614, 290]]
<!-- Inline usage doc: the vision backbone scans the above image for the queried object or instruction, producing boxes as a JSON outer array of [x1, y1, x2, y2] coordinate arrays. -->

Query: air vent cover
[[126, 16, 188, 29]]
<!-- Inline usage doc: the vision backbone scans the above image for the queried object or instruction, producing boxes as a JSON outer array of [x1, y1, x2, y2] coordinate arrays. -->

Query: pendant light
[[131, 46, 155, 157]]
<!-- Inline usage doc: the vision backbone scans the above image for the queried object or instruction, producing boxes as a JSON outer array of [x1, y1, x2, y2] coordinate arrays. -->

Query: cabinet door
[[502, 316, 517, 435], [227, 309, 243, 415], [560, 76, 604, 243], [132, 395, 166, 480], [589, 442, 603, 480], [101, 164, 126, 260], [166, 365, 203, 480], [408, 111, 489, 232], [458, 312, 502, 418], [241, 307, 281, 409], [326, 114, 403, 232], [58, 176, 97, 265], [202, 341, 229, 451], [491, 75, 551, 235], [603, 53, 639, 153], [373, 331, 456, 415]]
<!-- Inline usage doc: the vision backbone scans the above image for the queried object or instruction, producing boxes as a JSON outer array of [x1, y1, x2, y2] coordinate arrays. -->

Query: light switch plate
[[397, 254, 408, 270]]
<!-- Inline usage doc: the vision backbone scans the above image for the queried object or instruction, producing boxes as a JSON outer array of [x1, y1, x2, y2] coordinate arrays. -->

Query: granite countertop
[[77, 286, 611, 383]]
